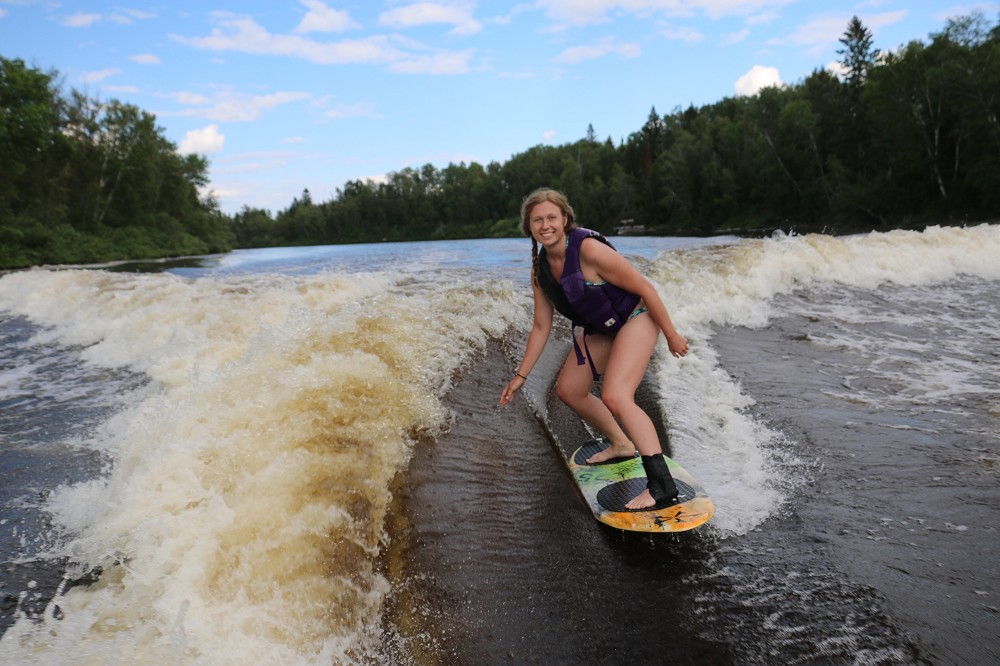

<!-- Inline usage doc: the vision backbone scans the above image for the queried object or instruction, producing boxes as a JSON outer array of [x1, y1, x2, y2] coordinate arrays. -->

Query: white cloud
[[362, 173, 390, 186], [0, 9, 8, 19], [771, 15, 847, 53], [204, 186, 243, 203], [130, 53, 161, 65], [294, 0, 359, 33], [746, 10, 780, 25], [865, 10, 909, 30], [389, 50, 474, 74], [171, 91, 213, 105], [696, 0, 798, 20], [734, 64, 783, 96], [173, 12, 479, 72], [497, 70, 534, 79], [661, 25, 705, 42], [215, 158, 279, 175], [109, 9, 157, 25], [62, 8, 155, 27], [934, 3, 1000, 22], [79, 68, 121, 84], [555, 37, 640, 64], [325, 102, 379, 118], [167, 89, 312, 122], [725, 28, 751, 44], [772, 10, 908, 55], [825, 60, 848, 79], [63, 12, 101, 28], [378, 2, 482, 36], [172, 14, 407, 65], [179, 125, 225, 154], [102, 85, 140, 94], [535, 0, 797, 26], [450, 20, 483, 36], [543, 129, 557, 142], [281, 136, 306, 144]]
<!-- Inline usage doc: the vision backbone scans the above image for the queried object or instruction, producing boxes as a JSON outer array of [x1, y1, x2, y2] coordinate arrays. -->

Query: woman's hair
[[519, 188, 576, 236], [520, 188, 577, 285]]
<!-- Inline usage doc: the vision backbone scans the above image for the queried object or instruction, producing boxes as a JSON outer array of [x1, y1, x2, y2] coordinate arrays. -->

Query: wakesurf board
[[567, 437, 714, 533]]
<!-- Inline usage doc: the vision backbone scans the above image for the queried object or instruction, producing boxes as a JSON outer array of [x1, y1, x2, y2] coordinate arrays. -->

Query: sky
[[2, 1, 997, 215]]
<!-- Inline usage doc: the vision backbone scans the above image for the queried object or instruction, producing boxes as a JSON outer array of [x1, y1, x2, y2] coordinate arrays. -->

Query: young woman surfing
[[499, 188, 690, 510]]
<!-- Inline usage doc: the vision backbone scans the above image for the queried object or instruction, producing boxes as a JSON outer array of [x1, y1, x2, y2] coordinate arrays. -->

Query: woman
[[499, 188, 689, 510]]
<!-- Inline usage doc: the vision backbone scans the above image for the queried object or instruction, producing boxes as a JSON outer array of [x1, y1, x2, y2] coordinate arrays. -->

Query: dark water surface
[[380, 336, 940, 664], [709, 285, 1000, 666]]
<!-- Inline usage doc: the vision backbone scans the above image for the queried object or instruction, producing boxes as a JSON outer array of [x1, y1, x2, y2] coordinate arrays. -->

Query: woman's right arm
[[499, 281, 553, 405]]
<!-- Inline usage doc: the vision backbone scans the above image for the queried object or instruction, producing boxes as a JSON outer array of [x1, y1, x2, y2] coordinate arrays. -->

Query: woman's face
[[528, 201, 567, 249]]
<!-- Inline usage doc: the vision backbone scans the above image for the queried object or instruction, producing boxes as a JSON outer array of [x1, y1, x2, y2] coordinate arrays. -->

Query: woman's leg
[[554, 333, 635, 461], [601, 314, 676, 509], [600, 314, 660, 455]]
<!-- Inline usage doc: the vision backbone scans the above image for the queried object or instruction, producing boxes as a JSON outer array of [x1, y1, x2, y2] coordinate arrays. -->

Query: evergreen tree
[[837, 16, 880, 89]]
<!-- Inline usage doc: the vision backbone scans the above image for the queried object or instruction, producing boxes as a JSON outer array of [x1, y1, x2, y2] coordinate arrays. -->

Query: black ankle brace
[[641, 454, 679, 503]]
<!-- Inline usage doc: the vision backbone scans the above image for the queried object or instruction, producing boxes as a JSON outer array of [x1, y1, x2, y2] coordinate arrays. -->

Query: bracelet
[[515, 372, 528, 380]]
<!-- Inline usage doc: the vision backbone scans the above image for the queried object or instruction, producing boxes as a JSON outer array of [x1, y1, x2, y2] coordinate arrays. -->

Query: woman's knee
[[600, 391, 623, 417], [555, 378, 582, 407], [601, 388, 636, 418]]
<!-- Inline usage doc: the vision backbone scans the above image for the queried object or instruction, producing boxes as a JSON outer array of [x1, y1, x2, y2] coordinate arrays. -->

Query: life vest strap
[[572, 324, 601, 382]]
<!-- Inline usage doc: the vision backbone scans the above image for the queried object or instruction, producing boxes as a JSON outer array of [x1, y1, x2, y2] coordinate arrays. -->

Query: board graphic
[[567, 438, 714, 533]]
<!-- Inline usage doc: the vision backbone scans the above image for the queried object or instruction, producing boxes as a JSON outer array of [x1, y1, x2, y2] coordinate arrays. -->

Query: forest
[[2, 14, 999, 269], [0, 59, 232, 269]]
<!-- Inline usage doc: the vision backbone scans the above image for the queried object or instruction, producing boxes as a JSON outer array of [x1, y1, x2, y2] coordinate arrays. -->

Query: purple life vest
[[537, 227, 642, 379]]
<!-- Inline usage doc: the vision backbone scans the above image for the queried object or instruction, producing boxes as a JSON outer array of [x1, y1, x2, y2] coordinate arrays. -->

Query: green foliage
[[0, 56, 230, 269], [838, 16, 880, 89], [488, 217, 522, 238]]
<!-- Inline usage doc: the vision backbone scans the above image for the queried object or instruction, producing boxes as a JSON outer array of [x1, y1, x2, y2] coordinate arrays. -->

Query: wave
[[641, 223, 1000, 535], [1, 223, 997, 662], [0, 268, 525, 663]]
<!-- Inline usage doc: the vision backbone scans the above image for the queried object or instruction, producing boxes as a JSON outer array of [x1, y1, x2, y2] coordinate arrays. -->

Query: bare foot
[[624, 488, 656, 510], [586, 440, 636, 464]]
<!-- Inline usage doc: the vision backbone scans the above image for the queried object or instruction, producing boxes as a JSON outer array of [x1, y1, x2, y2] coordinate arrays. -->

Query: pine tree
[[837, 16, 880, 88]]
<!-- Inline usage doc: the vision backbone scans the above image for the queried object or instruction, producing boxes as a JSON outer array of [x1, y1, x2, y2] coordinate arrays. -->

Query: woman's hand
[[666, 331, 689, 358], [499, 374, 526, 405]]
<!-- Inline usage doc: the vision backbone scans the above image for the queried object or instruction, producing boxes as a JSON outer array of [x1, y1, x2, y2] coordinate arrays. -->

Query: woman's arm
[[499, 278, 555, 405], [581, 239, 689, 357]]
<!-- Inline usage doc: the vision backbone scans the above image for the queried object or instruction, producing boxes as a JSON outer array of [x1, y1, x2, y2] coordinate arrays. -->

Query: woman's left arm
[[582, 239, 689, 357]]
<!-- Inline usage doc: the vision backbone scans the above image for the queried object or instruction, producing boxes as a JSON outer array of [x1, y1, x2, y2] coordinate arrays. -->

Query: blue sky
[[2, 1, 995, 214]]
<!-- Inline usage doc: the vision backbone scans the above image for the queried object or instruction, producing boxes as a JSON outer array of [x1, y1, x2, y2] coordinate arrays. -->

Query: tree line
[[0, 56, 231, 269], [2, 13, 998, 269], [232, 13, 1000, 248]]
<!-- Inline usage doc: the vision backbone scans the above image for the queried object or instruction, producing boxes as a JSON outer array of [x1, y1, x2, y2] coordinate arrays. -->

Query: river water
[[1, 225, 998, 664]]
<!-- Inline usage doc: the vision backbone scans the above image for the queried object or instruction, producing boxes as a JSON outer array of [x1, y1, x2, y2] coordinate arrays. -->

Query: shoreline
[[5, 219, 997, 274]]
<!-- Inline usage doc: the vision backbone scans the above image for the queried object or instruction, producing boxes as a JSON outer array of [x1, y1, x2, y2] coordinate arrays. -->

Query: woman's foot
[[628, 455, 680, 511], [586, 440, 636, 464], [624, 488, 656, 510]]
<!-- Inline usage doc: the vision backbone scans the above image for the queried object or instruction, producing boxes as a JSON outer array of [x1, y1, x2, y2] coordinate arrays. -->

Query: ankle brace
[[641, 454, 679, 503]]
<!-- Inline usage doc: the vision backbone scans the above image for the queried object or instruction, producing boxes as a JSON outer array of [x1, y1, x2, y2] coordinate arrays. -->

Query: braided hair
[[519, 188, 577, 286]]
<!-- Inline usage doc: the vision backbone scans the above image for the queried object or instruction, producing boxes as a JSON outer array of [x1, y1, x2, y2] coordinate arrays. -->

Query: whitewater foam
[[0, 267, 525, 663], [644, 224, 1000, 536]]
